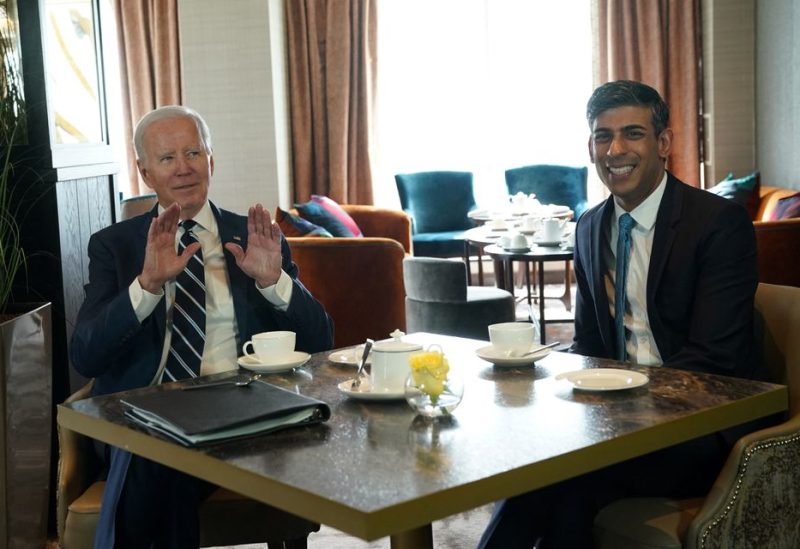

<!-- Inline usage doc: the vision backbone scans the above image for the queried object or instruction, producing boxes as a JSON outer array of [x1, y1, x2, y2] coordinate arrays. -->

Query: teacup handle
[[242, 341, 256, 359]]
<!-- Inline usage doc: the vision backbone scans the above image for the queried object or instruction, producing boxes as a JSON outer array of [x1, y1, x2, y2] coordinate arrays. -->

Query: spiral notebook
[[121, 380, 331, 446]]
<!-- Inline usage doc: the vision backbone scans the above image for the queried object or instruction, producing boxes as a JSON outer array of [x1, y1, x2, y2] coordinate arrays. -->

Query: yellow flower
[[409, 351, 449, 403]]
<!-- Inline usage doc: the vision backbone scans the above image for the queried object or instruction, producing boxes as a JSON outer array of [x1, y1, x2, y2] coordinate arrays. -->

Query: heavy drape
[[592, 0, 702, 186], [285, 0, 377, 204], [114, 0, 182, 196]]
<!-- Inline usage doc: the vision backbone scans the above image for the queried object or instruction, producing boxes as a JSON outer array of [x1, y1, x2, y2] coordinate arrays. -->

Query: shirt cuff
[[257, 270, 293, 311], [129, 277, 164, 323]]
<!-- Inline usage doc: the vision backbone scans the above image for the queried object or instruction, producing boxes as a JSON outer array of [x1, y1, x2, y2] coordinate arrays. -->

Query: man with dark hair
[[478, 80, 761, 548]]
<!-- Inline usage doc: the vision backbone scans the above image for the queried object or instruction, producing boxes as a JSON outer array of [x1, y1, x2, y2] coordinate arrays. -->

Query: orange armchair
[[286, 205, 412, 348]]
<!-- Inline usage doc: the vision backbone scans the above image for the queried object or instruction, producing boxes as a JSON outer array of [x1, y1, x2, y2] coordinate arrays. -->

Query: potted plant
[[0, 2, 53, 547]]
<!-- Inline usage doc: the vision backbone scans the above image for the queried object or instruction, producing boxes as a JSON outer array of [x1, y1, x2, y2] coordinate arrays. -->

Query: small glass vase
[[404, 371, 464, 418]]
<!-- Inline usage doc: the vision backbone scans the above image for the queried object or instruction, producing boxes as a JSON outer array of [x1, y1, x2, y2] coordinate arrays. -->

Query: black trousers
[[477, 432, 728, 549], [113, 453, 216, 549]]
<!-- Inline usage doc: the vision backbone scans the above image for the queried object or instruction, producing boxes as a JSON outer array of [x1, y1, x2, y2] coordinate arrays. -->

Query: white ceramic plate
[[560, 243, 575, 251], [555, 368, 649, 391], [475, 344, 552, 366], [337, 380, 406, 401], [518, 228, 537, 235], [328, 347, 372, 366], [532, 238, 563, 247], [237, 351, 311, 373], [502, 246, 530, 253]]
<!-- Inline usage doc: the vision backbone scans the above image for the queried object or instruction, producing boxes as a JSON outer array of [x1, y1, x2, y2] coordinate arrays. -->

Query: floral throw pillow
[[274, 208, 333, 237], [708, 172, 761, 219], [295, 195, 363, 237]]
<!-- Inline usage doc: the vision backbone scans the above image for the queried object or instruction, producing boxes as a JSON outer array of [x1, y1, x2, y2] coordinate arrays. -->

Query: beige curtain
[[114, 0, 182, 196], [592, 0, 701, 187], [285, 0, 377, 205]]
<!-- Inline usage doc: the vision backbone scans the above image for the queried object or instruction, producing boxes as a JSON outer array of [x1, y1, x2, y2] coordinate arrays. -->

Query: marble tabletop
[[58, 333, 788, 548]]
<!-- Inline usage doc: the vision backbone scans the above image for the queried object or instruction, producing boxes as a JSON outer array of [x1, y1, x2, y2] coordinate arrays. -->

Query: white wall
[[177, 0, 293, 215]]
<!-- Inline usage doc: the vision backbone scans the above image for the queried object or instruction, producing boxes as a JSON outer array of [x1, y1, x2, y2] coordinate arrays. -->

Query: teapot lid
[[373, 329, 423, 353]]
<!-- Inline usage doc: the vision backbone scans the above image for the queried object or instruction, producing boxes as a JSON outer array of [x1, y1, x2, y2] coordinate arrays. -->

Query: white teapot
[[371, 330, 423, 393]]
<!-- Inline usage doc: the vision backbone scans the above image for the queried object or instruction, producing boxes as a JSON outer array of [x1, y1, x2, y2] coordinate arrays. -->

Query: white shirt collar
[[613, 172, 667, 231]]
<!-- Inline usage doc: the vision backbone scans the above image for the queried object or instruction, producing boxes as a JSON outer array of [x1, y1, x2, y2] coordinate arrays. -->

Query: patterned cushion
[[770, 192, 800, 220], [295, 195, 363, 237], [708, 172, 760, 218], [274, 208, 332, 237]]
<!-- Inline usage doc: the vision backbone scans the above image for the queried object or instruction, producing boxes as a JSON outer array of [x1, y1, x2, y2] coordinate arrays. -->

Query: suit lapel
[[212, 203, 250, 348], [648, 175, 682, 298], [589, 198, 616, 352]]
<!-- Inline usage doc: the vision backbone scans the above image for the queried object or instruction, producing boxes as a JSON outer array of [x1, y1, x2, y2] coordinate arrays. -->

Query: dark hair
[[586, 80, 670, 135]]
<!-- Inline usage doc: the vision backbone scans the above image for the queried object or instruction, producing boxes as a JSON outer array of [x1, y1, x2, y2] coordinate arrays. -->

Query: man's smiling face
[[588, 105, 672, 211], [137, 115, 214, 220]]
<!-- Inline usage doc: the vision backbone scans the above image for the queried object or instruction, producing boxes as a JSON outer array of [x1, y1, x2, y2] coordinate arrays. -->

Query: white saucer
[[560, 243, 575, 251], [555, 368, 649, 391], [518, 228, 537, 235], [328, 347, 372, 366], [532, 238, 562, 247], [237, 351, 310, 373], [337, 380, 406, 401], [475, 344, 552, 366], [502, 246, 530, 253]]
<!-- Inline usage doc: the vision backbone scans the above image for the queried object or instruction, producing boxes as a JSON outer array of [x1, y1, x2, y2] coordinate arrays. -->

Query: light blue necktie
[[615, 213, 636, 361]]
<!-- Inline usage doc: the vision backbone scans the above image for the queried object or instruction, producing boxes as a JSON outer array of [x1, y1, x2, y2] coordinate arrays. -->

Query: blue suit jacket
[[69, 202, 333, 547], [571, 173, 761, 380]]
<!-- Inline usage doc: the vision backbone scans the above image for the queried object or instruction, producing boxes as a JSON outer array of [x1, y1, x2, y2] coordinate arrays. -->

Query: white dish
[[237, 351, 310, 373], [518, 228, 537, 235], [337, 380, 406, 401], [475, 344, 552, 366], [560, 244, 575, 251], [555, 368, 649, 391], [328, 347, 372, 366], [502, 246, 530, 253], [532, 238, 563, 247]]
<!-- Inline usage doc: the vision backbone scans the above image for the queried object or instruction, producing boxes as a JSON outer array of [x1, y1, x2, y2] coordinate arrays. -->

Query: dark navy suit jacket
[[69, 202, 333, 547], [571, 173, 761, 380]]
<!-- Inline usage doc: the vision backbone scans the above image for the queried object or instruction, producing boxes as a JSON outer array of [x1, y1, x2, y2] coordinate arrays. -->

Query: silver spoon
[[181, 373, 262, 390], [504, 341, 560, 358], [351, 339, 374, 389]]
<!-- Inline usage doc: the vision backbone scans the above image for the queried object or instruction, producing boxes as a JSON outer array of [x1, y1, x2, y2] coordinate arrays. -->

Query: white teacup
[[521, 216, 539, 231], [508, 233, 528, 250], [242, 331, 296, 364], [487, 218, 508, 230], [541, 218, 565, 242], [499, 235, 512, 249], [488, 322, 535, 355]]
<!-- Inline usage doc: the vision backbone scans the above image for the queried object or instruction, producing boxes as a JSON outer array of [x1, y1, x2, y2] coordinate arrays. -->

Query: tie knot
[[181, 219, 197, 231], [618, 213, 635, 235]]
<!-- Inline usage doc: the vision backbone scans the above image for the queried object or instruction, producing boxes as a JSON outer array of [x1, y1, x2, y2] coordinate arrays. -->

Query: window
[[375, 1, 595, 210]]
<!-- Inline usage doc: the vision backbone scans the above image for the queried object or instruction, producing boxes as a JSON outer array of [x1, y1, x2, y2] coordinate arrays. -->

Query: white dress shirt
[[127, 201, 293, 383], [603, 173, 667, 365]]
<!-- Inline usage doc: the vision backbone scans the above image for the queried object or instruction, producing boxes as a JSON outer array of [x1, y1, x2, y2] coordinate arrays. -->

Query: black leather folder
[[121, 380, 331, 446]]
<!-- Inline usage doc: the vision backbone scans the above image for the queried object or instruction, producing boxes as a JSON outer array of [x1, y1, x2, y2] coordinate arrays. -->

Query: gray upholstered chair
[[403, 257, 515, 340], [593, 283, 800, 549]]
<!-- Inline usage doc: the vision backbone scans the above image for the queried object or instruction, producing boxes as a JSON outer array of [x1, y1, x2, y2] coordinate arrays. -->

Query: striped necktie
[[614, 213, 636, 362], [164, 220, 206, 381]]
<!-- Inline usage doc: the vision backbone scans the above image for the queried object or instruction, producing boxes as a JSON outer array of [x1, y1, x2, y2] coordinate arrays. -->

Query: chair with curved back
[[504, 164, 589, 219], [504, 164, 588, 307], [395, 171, 477, 258], [119, 193, 158, 220], [57, 381, 320, 548], [403, 256, 515, 340], [592, 282, 800, 549]]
